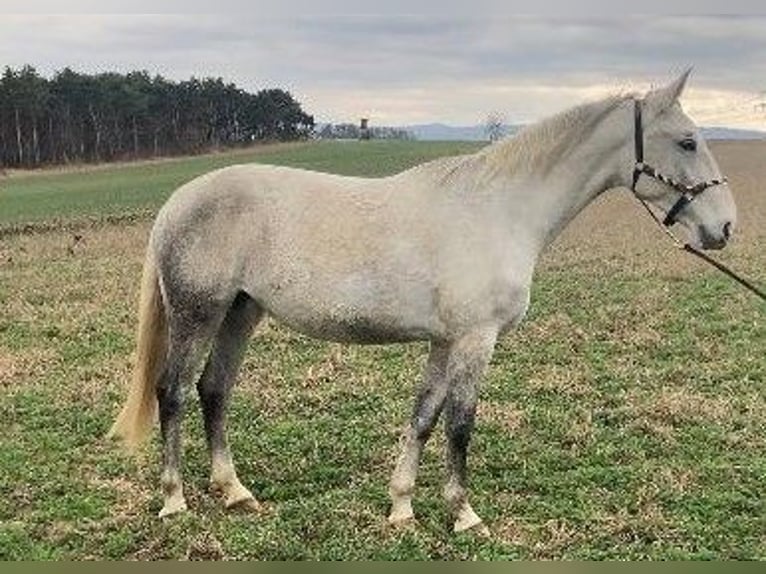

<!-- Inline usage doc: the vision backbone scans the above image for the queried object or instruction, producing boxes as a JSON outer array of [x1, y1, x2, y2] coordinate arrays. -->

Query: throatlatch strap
[[633, 100, 644, 164]]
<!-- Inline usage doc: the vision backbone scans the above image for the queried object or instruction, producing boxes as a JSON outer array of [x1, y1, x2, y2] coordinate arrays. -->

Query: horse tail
[[108, 251, 167, 452]]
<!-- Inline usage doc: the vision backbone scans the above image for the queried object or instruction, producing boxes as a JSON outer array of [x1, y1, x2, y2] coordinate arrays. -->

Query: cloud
[[0, 14, 764, 128]]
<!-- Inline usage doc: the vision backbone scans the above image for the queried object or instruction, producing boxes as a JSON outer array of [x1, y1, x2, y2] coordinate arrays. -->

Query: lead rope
[[636, 197, 766, 301]]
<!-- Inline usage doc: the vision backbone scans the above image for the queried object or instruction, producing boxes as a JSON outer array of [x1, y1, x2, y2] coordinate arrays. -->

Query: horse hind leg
[[196, 292, 264, 511], [157, 317, 221, 518], [155, 282, 234, 518]]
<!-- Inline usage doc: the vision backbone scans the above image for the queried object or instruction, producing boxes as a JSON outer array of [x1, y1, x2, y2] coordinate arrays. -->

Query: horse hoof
[[387, 512, 417, 529], [158, 498, 188, 518], [226, 495, 262, 513], [387, 498, 415, 527], [454, 519, 490, 537]]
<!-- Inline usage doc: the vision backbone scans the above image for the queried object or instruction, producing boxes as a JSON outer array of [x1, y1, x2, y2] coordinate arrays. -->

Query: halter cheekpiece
[[630, 99, 727, 226]]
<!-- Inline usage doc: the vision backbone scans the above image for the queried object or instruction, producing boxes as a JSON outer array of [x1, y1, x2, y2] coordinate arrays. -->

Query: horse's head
[[632, 70, 736, 250]]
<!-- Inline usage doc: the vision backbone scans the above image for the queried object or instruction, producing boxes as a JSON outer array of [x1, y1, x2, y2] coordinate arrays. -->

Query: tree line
[[0, 65, 314, 169]]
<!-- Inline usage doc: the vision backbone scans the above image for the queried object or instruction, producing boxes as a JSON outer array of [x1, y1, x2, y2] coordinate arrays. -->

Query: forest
[[0, 65, 315, 169]]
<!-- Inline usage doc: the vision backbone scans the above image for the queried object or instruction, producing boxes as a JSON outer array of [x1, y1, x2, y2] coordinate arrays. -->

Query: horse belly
[[250, 271, 439, 344]]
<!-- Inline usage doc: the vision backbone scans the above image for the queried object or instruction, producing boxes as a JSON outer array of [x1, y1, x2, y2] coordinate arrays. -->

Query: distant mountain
[[404, 123, 766, 142], [318, 121, 766, 142], [404, 123, 511, 141], [700, 127, 766, 140]]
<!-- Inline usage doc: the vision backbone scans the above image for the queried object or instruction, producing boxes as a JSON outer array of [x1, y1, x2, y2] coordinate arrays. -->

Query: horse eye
[[679, 138, 697, 152]]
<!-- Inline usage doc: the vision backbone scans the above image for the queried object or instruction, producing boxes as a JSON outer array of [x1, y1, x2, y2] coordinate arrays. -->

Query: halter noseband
[[630, 99, 727, 226]]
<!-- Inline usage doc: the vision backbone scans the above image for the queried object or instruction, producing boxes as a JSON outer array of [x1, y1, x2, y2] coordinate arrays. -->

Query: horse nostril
[[723, 222, 732, 241]]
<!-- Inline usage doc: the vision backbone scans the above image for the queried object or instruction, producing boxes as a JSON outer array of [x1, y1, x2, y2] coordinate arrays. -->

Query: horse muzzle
[[697, 220, 733, 251]]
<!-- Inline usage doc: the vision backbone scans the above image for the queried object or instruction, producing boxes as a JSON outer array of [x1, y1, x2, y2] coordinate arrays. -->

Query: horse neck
[[486, 101, 631, 252]]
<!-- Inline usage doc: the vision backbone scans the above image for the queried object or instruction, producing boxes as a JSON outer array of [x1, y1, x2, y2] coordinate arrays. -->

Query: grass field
[[0, 140, 483, 229], [0, 140, 764, 559]]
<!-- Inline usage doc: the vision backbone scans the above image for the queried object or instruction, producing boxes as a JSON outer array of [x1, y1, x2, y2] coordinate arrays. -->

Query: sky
[[1, 13, 765, 130]]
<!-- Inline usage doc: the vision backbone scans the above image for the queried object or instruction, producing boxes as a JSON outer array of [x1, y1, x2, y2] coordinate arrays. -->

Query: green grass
[[0, 140, 483, 227], [0, 140, 764, 559]]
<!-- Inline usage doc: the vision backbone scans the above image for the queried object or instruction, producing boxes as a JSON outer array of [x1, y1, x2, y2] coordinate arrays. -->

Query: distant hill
[[404, 123, 766, 142], [318, 121, 766, 142], [404, 123, 510, 141], [699, 127, 766, 140]]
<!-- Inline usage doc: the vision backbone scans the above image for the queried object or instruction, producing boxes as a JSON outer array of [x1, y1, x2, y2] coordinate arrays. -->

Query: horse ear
[[645, 68, 692, 113]]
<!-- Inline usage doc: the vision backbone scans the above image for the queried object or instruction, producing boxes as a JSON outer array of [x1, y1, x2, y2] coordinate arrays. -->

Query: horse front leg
[[442, 328, 497, 534], [388, 341, 450, 525]]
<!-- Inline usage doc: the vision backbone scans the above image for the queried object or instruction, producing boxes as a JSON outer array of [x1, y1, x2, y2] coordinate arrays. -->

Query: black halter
[[630, 99, 727, 226]]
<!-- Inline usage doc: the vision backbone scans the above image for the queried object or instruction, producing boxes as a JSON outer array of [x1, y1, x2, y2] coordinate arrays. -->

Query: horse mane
[[399, 92, 635, 189], [481, 93, 635, 177]]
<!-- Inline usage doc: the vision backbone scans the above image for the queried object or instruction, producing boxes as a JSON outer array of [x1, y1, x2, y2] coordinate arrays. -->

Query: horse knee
[[411, 388, 448, 441]]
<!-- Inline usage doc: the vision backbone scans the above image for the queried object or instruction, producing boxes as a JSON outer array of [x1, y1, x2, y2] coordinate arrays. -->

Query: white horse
[[109, 71, 736, 534]]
